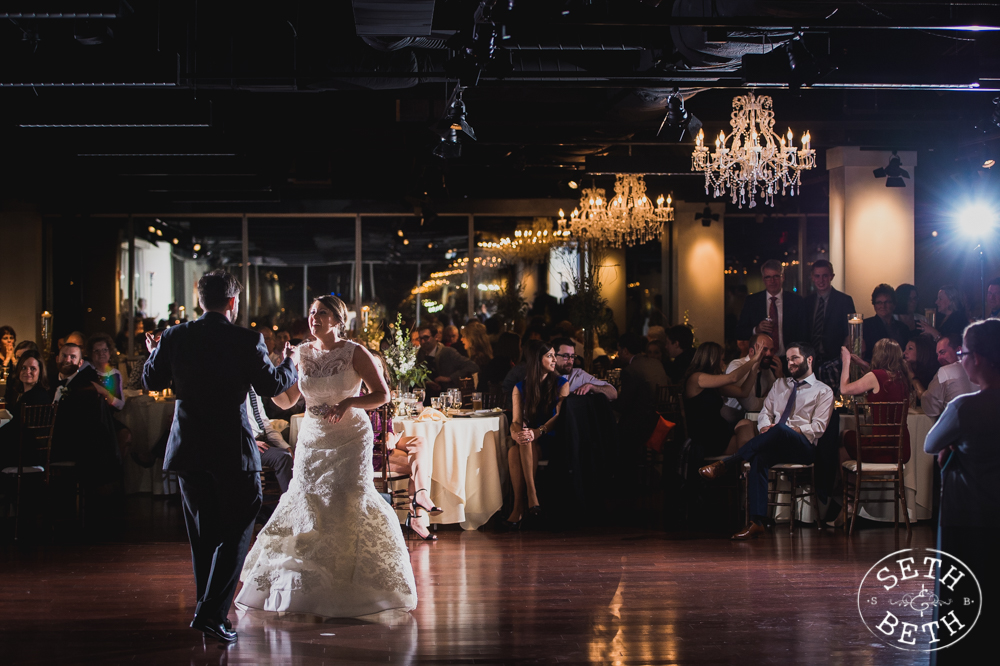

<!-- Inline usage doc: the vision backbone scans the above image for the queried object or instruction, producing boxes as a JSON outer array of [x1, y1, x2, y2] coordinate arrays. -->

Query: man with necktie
[[699, 342, 834, 540], [735, 259, 806, 358]]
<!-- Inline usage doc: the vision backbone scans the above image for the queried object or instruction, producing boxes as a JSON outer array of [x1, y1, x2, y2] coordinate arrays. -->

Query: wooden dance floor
[[2, 501, 935, 665]]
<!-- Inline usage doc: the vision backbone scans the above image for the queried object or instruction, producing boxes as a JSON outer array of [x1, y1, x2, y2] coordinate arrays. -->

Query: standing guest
[[923, 319, 1000, 665], [735, 259, 806, 357], [893, 284, 927, 333], [0, 325, 16, 377], [143, 270, 297, 642], [699, 342, 834, 540], [664, 325, 696, 384], [839, 339, 912, 464], [552, 337, 617, 400], [87, 333, 133, 458], [803, 260, 856, 367], [919, 284, 970, 340], [461, 321, 492, 378], [0, 351, 52, 469], [261, 327, 282, 367], [903, 334, 939, 399], [684, 341, 763, 458], [861, 284, 909, 362], [922, 334, 980, 419], [505, 342, 569, 527], [416, 325, 479, 395], [442, 325, 467, 356], [987, 277, 1000, 319]]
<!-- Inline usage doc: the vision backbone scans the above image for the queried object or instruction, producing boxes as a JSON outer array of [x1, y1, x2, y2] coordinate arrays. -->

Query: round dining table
[[119, 394, 179, 495]]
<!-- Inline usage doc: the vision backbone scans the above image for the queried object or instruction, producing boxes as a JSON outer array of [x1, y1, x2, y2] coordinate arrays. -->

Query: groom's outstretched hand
[[145, 331, 161, 354], [283, 342, 295, 359]]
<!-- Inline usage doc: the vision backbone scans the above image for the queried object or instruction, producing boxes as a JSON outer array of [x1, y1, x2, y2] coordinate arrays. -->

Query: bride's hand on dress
[[324, 399, 352, 424]]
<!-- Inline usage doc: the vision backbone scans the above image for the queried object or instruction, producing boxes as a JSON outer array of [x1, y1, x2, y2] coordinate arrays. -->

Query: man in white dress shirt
[[721, 332, 781, 428], [923, 334, 980, 419], [552, 337, 617, 400], [699, 341, 834, 540]]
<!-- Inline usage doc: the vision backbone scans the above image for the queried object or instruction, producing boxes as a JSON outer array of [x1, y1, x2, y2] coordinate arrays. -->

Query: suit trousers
[[177, 470, 262, 623], [737, 424, 815, 519], [258, 443, 293, 493]]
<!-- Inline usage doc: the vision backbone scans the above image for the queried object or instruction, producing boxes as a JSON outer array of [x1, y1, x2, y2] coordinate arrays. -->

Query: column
[[0, 205, 44, 346], [827, 146, 917, 317], [671, 200, 726, 345]]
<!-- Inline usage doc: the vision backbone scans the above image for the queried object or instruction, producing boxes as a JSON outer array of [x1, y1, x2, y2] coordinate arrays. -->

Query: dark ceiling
[[1, 0, 999, 216]]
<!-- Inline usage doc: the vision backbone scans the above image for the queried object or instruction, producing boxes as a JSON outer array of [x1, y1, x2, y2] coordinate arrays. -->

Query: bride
[[236, 294, 417, 617]]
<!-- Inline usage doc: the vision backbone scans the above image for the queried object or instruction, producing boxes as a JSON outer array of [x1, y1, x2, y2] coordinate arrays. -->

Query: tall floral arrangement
[[383, 314, 429, 391]]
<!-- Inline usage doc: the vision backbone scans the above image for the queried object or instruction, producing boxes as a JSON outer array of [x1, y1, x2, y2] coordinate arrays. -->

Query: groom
[[143, 270, 297, 643]]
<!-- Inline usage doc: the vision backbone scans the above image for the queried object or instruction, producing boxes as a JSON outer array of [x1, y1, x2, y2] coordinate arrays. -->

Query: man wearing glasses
[[735, 259, 806, 357], [551, 337, 617, 400]]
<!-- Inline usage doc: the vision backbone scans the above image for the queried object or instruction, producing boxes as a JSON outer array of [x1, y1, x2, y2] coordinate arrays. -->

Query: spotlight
[[956, 202, 998, 238], [657, 89, 702, 141], [985, 159, 996, 169], [431, 86, 476, 160], [873, 151, 910, 187]]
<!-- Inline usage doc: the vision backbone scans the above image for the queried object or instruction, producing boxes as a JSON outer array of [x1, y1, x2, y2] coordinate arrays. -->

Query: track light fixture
[[873, 151, 910, 187], [657, 89, 702, 142], [431, 86, 477, 160]]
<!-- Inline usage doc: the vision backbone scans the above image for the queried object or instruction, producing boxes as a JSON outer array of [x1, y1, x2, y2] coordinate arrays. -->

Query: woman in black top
[[0, 351, 52, 469], [918, 284, 969, 340]]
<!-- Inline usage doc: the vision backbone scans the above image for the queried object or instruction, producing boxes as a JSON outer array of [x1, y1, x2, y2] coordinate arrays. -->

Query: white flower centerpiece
[[384, 314, 429, 393]]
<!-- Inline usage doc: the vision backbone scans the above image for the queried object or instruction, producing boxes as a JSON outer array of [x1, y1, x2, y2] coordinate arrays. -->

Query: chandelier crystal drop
[[558, 175, 673, 247], [691, 92, 815, 209]]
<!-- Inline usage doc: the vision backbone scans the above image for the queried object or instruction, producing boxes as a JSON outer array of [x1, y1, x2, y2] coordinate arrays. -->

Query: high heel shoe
[[412, 489, 443, 516], [405, 514, 438, 541], [528, 505, 542, 518]]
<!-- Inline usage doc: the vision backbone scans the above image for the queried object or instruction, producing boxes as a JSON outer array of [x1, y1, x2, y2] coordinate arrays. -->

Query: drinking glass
[[471, 392, 483, 411], [413, 388, 425, 405], [431, 397, 442, 410], [452, 388, 464, 408]]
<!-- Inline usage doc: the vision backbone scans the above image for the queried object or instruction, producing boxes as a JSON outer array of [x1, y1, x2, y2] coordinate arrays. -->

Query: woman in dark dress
[[839, 339, 911, 464], [903, 334, 937, 402], [918, 284, 970, 341], [683, 340, 764, 459], [505, 341, 569, 527], [0, 351, 52, 470]]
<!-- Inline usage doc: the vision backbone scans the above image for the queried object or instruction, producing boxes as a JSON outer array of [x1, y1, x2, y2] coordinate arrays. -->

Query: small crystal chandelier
[[691, 92, 815, 208], [557, 174, 672, 247]]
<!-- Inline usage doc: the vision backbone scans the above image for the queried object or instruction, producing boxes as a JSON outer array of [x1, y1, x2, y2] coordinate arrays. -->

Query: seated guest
[[552, 337, 617, 400], [919, 284, 970, 340], [246, 387, 293, 495], [48, 330, 86, 384], [0, 351, 52, 469], [923, 319, 1000, 664], [505, 342, 569, 527], [839, 339, 911, 464], [699, 342, 834, 540], [481, 332, 519, 392], [684, 341, 763, 459], [261, 327, 283, 367], [618, 332, 669, 416], [461, 321, 492, 384], [988, 277, 1000, 319], [442, 325, 466, 356], [735, 259, 806, 357], [903, 333, 938, 398], [4, 340, 40, 402], [721, 333, 781, 444], [862, 284, 909, 362], [53, 343, 99, 403], [893, 283, 927, 333], [87, 333, 133, 459], [645, 339, 665, 364], [664, 325, 696, 384], [804, 260, 856, 367], [369, 352, 436, 540], [416, 325, 480, 395], [0, 325, 16, 377], [922, 334, 980, 419]]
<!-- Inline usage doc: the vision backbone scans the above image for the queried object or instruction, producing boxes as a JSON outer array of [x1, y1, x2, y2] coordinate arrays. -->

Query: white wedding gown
[[236, 341, 417, 617]]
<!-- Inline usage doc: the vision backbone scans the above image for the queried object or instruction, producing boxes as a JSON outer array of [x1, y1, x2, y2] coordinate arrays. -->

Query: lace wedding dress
[[236, 341, 417, 617]]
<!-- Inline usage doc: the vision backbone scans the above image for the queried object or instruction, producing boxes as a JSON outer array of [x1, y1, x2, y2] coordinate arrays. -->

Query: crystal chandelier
[[691, 92, 815, 209], [557, 174, 672, 247], [478, 218, 567, 265]]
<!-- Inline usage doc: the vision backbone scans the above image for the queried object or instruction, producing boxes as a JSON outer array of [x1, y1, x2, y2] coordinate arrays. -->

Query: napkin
[[414, 407, 447, 422]]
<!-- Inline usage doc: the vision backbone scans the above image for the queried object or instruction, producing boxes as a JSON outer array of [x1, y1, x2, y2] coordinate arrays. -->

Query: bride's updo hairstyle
[[311, 294, 350, 335]]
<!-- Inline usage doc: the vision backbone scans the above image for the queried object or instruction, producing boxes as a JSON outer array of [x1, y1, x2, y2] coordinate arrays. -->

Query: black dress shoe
[[191, 618, 238, 643]]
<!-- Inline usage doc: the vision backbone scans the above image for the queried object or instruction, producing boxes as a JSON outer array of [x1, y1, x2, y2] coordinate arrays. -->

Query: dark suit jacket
[[735, 290, 807, 350], [142, 312, 297, 474], [803, 288, 857, 363], [619, 355, 669, 415]]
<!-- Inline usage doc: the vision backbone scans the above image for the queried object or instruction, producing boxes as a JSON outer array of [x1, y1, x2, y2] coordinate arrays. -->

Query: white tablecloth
[[840, 410, 935, 522], [119, 396, 179, 495], [392, 415, 505, 530]]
